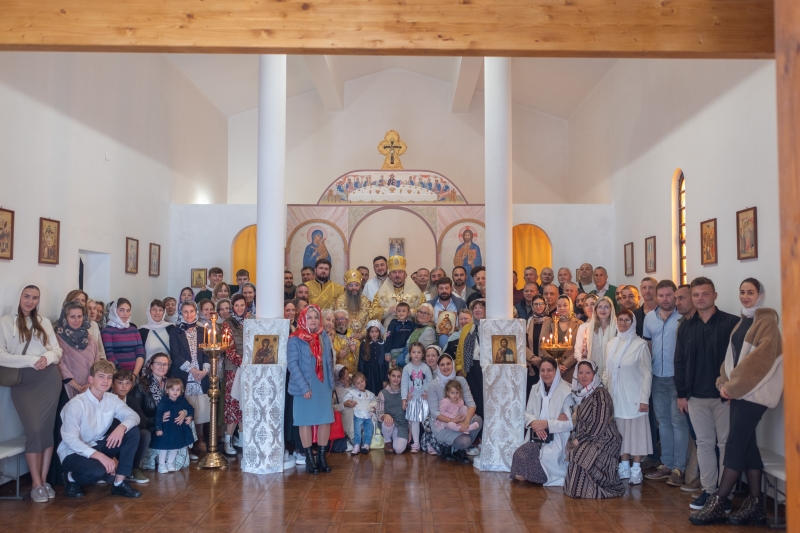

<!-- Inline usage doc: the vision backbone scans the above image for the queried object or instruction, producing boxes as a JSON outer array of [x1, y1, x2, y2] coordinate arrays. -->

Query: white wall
[[513, 204, 616, 279], [0, 52, 227, 480], [228, 68, 569, 205], [569, 59, 783, 454]]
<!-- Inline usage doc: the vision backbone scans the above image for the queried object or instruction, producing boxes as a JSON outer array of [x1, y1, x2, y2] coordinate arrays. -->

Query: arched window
[[678, 172, 687, 285]]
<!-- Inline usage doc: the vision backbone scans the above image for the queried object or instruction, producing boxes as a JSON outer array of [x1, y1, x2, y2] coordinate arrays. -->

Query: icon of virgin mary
[[303, 228, 331, 268]]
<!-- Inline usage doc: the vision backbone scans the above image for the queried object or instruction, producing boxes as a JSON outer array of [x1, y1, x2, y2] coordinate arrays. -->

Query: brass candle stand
[[197, 313, 230, 469], [540, 321, 573, 363]]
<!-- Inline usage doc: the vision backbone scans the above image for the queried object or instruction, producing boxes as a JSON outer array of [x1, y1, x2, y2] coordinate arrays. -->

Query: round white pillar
[[256, 55, 287, 319], [484, 57, 513, 319]]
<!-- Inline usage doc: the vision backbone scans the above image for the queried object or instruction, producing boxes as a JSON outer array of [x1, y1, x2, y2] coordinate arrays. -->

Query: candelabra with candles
[[539, 317, 573, 362], [197, 312, 231, 469]]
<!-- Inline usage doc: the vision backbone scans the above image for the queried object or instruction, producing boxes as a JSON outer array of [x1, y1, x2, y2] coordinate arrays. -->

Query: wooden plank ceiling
[[0, 0, 774, 58]]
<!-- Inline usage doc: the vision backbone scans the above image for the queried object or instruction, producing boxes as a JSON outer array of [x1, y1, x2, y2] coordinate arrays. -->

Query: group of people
[[0, 258, 783, 527]]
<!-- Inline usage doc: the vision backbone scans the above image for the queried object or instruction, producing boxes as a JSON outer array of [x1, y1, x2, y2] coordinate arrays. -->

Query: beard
[[335, 325, 348, 335], [316, 273, 329, 283], [346, 290, 362, 314]]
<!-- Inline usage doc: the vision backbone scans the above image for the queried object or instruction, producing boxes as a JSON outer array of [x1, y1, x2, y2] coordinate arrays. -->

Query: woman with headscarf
[[163, 297, 180, 325], [216, 298, 232, 322], [602, 308, 652, 485], [0, 285, 63, 503], [168, 300, 210, 453], [101, 298, 145, 378], [179, 287, 195, 305], [511, 356, 575, 486], [221, 294, 246, 456], [425, 352, 483, 464], [63, 289, 106, 360], [94, 300, 108, 329], [539, 295, 584, 383], [287, 304, 335, 474], [138, 299, 175, 366], [564, 360, 625, 499], [690, 278, 782, 526], [56, 301, 101, 400], [573, 295, 599, 367], [524, 294, 549, 400]]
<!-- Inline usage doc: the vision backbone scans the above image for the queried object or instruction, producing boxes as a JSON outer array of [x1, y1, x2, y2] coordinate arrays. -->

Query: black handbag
[[531, 427, 554, 444]]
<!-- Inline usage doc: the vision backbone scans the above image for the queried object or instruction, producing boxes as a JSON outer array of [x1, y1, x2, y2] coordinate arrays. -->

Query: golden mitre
[[343, 269, 362, 285], [388, 255, 407, 273]]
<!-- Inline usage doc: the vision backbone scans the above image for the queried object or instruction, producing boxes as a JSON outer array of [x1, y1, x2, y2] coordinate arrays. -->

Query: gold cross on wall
[[377, 130, 407, 170]]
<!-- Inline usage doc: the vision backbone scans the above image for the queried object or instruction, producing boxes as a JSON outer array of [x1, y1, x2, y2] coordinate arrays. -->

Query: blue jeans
[[652, 375, 689, 471], [353, 417, 374, 447]]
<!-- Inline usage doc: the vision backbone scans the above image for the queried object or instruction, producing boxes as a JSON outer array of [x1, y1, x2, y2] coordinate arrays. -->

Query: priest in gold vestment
[[333, 269, 371, 339], [332, 309, 360, 376], [306, 258, 344, 310], [370, 255, 425, 327]]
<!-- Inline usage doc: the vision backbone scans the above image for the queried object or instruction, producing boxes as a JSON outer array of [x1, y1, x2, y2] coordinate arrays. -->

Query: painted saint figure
[[453, 228, 482, 288], [494, 338, 515, 364], [303, 229, 332, 269], [254, 338, 276, 364]]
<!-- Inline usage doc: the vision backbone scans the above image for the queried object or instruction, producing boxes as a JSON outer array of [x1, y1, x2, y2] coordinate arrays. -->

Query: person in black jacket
[[112, 369, 150, 484], [674, 277, 739, 511], [514, 282, 540, 322], [168, 301, 210, 453]]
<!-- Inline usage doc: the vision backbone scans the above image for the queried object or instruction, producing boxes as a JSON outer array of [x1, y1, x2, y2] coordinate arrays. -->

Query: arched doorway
[[232, 225, 257, 284], [512, 224, 553, 289], [349, 208, 437, 276]]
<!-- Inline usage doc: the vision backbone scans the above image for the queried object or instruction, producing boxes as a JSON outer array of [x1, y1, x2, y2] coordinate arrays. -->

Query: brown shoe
[[666, 469, 685, 486], [384, 443, 395, 454], [681, 478, 702, 492], [645, 465, 672, 481]]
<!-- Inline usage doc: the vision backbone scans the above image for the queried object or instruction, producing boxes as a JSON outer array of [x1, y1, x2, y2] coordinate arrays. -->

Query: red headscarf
[[290, 304, 324, 382]]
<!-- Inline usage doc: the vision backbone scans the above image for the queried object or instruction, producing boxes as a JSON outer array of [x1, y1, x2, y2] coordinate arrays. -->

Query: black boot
[[316, 448, 332, 473], [728, 495, 767, 526], [437, 444, 455, 461], [689, 494, 728, 525], [452, 448, 471, 465], [304, 447, 319, 475]]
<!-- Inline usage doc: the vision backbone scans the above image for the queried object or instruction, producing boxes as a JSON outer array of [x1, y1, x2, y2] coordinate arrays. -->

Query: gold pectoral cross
[[378, 130, 407, 170]]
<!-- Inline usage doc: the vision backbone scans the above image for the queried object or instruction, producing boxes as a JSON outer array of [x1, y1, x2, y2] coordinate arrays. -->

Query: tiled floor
[[0, 451, 768, 533]]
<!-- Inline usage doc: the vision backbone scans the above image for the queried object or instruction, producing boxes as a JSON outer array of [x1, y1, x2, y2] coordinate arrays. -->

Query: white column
[[256, 54, 287, 319], [484, 57, 513, 320]]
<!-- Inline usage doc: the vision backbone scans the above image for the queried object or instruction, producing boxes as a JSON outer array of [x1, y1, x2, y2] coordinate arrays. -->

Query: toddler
[[435, 380, 479, 434], [151, 378, 195, 473], [343, 372, 376, 455], [401, 342, 433, 452]]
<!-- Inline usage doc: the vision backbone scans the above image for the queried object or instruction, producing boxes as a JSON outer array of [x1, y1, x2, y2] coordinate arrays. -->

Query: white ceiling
[[165, 54, 616, 120]]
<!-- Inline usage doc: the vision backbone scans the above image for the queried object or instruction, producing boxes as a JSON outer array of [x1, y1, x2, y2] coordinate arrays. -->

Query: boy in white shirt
[[343, 372, 376, 455], [59, 360, 142, 499]]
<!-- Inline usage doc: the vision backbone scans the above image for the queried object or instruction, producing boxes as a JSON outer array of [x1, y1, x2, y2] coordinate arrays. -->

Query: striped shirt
[[101, 326, 145, 372]]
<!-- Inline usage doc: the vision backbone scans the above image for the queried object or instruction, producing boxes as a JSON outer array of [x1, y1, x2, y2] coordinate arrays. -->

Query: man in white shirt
[[362, 256, 389, 302], [59, 360, 142, 499]]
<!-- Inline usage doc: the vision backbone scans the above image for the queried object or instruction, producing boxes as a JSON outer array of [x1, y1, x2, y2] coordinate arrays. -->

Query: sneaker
[[618, 462, 631, 480], [472, 455, 482, 469], [360, 446, 370, 454], [629, 466, 643, 485], [233, 434, 242, 447], [345, 441, 354, 452], [645, 465, 672, 481], [96, 479, 107, 485], [293, 451, 306, 465], [351, 445, 360, 455], [31, 485, 49, 503], [465, 446, 480, 456], [189, 453, 198, 461], [690, 491, 711, 510], [158, 464, 169, 474], [681, 478, 702, 492], [641, 456, 660, 471], [728, 495, 767, 525], [283, 450, 296, 470], [666, 469, 685, 487], [689, 494, 727, 525], [43, 483, 55, 499], [110, 481, 142, 499], [167, 464, 177, 473], [126, 468, 150, 484]]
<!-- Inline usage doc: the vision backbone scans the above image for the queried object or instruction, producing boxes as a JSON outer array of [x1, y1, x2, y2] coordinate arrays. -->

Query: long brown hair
[[17, 285, 47, 344]]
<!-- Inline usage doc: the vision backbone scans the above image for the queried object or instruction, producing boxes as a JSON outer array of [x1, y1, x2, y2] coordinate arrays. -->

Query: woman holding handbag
[[0, 285, 63, 503]]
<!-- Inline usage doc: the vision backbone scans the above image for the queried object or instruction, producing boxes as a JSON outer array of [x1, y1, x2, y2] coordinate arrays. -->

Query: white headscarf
[[365, 319, 386, 339], [741, 279, 766, 319], [571, 359, 603, 405], [106, 301, 130, 329], [586, 296, 617, 362], [142, 299, 169, 331], [539, 359, 563, 417], [604, 314, 638, 395]]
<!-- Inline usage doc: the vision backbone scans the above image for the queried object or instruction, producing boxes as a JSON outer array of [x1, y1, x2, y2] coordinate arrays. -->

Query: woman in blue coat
[[287, 304, 335, 474]]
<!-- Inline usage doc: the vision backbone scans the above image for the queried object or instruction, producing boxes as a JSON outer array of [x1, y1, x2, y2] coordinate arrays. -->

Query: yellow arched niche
[[512, 224, 553, 289], [232, 225, 258, 284]]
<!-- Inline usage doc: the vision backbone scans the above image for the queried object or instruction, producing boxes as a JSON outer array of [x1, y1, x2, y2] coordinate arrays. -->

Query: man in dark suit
[[514, 282, 540, 321]]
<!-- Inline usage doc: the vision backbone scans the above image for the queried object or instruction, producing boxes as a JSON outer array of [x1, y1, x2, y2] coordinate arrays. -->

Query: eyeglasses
[[417, 311, 431, 316], [618, 318, 633, 324], [532, 302, 546, 308]]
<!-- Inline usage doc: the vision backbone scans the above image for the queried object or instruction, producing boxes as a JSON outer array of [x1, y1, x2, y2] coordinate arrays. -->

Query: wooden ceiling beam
[[0, 0, 773, 58]]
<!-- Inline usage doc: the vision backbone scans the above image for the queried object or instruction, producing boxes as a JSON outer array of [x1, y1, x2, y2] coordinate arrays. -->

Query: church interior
[[0, 2, 797, 532]]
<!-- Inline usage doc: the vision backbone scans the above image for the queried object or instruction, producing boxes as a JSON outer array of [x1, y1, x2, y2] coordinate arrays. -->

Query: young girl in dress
[[435, 380, 480, 433], [343, 372, 376, 455], [151, 378, 195, 473], [358, 321, 388, 395], [401, 342, 433, 453]]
